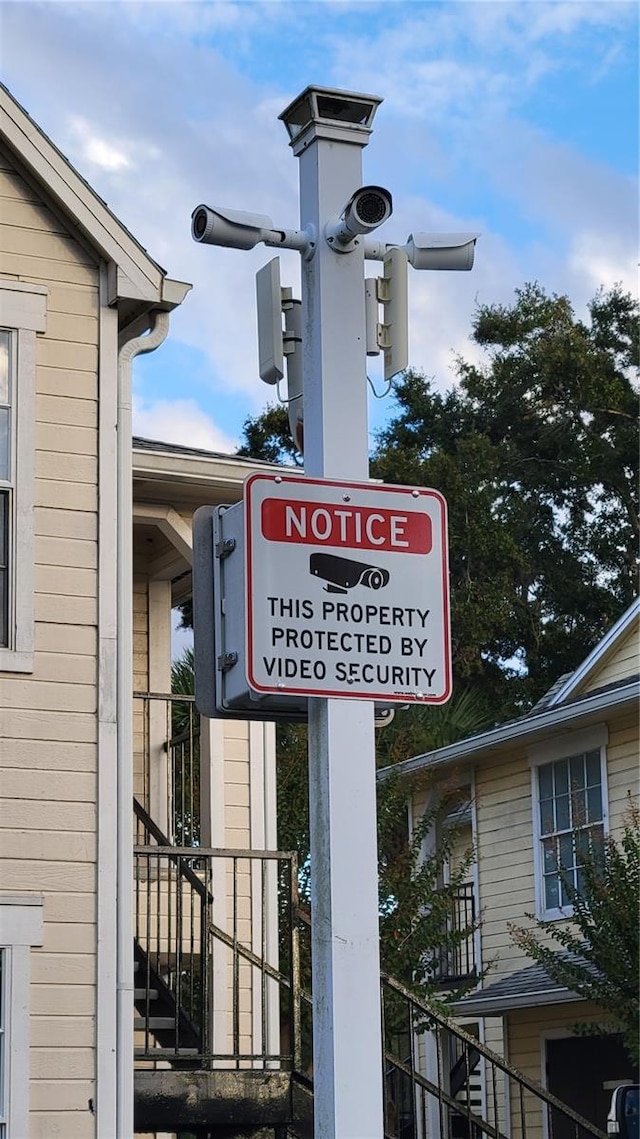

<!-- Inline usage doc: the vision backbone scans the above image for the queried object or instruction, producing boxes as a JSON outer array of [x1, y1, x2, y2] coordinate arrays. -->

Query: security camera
[[325, 186, 393, 251], [191, 204, 275, 250], [192, 204, 312, 255], [310, 553, 390, 594], [403, 232, 479, 271]]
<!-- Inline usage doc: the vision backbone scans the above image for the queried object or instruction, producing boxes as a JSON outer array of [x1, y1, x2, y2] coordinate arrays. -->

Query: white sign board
[[244, 473, 451, 704]]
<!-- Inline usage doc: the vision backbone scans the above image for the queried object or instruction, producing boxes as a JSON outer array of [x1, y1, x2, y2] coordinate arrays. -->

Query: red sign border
[[244, 473, 452, 705]]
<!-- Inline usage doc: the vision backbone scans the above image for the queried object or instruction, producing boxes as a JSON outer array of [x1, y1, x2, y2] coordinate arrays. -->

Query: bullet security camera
[[192, 205, 312, 256], [403, 232, 479, 271], [191, 204, 275, 251], [325, 185, 393, 251], [310, 553, 390, 594]]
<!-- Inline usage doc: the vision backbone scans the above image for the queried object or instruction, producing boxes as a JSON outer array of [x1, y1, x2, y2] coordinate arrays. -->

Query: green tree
[[237, 403, 302, 466], [170, 647, 200, 845], [242, 284, 639, 718], [377, 767, 483, 1000], [509, 801, 640, 1065], [373, 283, 638, 715], [192, 282, 639, 1003], [275, 690, 491, 1004]]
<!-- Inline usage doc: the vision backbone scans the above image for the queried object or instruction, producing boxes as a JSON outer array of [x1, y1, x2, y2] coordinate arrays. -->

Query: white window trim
[[0, 280, 46, 673], [0, 895, 44, 1139], [529, 723, 609, 922]]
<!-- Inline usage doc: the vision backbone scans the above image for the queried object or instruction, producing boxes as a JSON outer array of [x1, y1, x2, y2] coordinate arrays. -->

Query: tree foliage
[[274, 691, 490, 1003], [237, 404, 302, 466], [189, 282, 639, 1004], [242, 284, 639, 718], [377, 768, 483, 1001], [509, 801, 640, 1065], [373, 284, 639, 715], [170, 647, 200, 846]]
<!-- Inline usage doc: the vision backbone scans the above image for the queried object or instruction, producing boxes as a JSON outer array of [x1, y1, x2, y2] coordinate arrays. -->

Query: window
[[0, 950, 5, 1139], [0, 280, 46, 672], [530, 726, 608, 918], [1, 330, 13, 648], [0, 896, 44, 1139]]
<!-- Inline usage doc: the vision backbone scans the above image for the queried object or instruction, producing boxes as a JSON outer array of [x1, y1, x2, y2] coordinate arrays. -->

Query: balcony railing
[[434, 882, 477, 985], [134, 692, 200, 846], [133, 799, 302, 1069]]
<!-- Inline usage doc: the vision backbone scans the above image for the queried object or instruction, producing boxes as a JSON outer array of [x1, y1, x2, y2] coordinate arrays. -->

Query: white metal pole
[[290, 112, 384, 1137]]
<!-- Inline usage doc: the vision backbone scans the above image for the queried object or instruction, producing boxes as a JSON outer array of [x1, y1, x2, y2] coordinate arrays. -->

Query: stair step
[[134, 989, 159, 1001], [134, 1047, 200, 1057], [134, 1017, 176, 1031]]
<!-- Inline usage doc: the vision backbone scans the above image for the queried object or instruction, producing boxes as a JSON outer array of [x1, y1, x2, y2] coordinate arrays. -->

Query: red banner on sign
[[260, 497, 432, 555]]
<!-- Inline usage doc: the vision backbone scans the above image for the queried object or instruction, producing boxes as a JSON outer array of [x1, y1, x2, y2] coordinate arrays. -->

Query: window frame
[[529, 724, 609, 921], [0, 280, 46, 673], [0, 895, 44, 1139]]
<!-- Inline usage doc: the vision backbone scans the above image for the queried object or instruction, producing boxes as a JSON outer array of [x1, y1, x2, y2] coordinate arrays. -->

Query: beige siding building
[[388, 598, 639, 1136], [0, 85, 289, 1139]]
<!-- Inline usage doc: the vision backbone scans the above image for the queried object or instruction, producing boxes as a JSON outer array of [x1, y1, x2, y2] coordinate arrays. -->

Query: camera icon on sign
[[310, 553, 390, 594]]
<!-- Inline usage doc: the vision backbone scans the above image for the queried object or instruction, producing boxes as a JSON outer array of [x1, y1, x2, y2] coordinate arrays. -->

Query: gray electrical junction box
[[192, 502, 396, 724], [193, 502, 309, 721]]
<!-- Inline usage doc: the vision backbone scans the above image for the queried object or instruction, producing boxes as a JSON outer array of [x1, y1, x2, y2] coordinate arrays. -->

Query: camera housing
[[310, 553, 390, 594], [191, 204, 274, 250], [325, 185, 393, 252], [403, 232, 479, 271]]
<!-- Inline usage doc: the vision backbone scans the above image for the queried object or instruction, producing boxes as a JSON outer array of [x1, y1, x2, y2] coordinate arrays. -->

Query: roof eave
[[0, 83, 189, 309], [378, 678, 640, 781], [549, 598, 640, 707], [453, 986, 583, 1017]]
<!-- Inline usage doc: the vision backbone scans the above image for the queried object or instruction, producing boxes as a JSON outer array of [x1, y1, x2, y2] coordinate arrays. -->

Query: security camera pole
[[191, 85, 478, 1137], [278, 88, 385, 1136]]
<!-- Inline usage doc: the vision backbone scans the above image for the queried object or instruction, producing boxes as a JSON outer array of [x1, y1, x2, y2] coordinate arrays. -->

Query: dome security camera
[[325, 185, 393, 252]]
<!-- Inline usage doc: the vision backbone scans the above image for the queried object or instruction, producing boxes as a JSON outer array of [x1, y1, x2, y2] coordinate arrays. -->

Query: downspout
[[116, 310, 170, 1138]]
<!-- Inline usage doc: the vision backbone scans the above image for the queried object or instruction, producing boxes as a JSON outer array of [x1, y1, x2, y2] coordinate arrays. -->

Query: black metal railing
[[133, 693, 200, 846], [133, 799, 302, 1069], [434, 881, 477, 985], [132, 801, 606, 1136], [381, 972, 607, 1139]]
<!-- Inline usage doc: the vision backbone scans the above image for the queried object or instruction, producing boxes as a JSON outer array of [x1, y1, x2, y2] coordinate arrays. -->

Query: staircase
[[380, 972, 607, 1139], [131, 796, 607, 1138], [130, 681, 608, 1139], [133, 940, 201, 1056]]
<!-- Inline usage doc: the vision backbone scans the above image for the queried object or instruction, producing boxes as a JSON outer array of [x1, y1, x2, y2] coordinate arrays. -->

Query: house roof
[[378, 673, 639, 782], [453, 959, 584, 1016], [132, 436, 288, 507], [548, 597, 640, 706], [133, 436, 300, 468], [378, 597, 640, 782], [0, 84, 190, 313]]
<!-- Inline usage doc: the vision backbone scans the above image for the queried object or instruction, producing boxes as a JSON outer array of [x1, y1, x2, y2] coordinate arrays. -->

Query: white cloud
[[133, 395, 238, 453], [2, 0, 636, 431], [568, 232, 639, 297], [68, 117, 130, 171]]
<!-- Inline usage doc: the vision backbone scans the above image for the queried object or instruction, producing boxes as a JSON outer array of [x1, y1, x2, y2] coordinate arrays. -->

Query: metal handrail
[[134, 692, 200, 845], [133, 797, 212, 903], [133, 835, 301, 1069], [380, 970, 607, 1138]]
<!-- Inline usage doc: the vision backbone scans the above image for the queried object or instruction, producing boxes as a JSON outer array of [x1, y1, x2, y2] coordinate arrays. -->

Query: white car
[[608, 1085, 639, 1138]]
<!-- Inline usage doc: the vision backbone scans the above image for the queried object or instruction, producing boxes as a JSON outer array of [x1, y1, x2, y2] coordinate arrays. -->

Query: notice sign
[[244, 473, 451, 704]]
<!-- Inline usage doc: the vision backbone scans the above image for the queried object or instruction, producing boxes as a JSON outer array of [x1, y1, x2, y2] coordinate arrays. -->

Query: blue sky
[[2, 0, 638, 454]]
